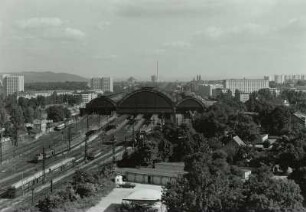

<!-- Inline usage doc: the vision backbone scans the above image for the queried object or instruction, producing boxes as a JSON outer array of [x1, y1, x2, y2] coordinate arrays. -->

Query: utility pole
[[132, 116, 135, 141], [42, 147, 46, 183], [87, 115, 89, 131], [101, 133, 103, 151], [31, 187, 34, 205], [112, 137, 116, 164], [0, 129, 3, 164], [68, 127, 71, 151], [15, 128, 18, 147], [50, 179, 53, 193], [84, 137, 88, 162]]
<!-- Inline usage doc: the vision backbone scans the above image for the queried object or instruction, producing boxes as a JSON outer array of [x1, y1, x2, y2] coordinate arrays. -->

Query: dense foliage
[[0, 92, 81, 141], [163, 151, 304, 212], [46, 106, 71, 122], [36, 164, 114, 212], [25, 81, 89, 91]]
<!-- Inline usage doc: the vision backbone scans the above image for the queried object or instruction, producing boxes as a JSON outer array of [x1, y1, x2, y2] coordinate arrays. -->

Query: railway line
[[0, 146, 129, 211], [0, 113, 151, 210], [0, 115, 99, 162], [0, 115, 113, 195]]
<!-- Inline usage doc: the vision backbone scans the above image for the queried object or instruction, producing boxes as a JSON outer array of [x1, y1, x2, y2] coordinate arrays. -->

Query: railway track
[[0, 146, 130, 211], [0, 115, 98, 163], [0, 114, 148, 210], [0, 115, 114, 195]]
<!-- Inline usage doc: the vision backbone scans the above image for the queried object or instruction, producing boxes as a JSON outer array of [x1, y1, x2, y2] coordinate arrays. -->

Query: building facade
[[3, 75, 24, 96], [101, 77, 113, 92], [89, 77, 113, 92], [266, 74, 306, 83], [198, 84, 224, 97], [224, 79, 269, 95], [80, 92, 98, 104]]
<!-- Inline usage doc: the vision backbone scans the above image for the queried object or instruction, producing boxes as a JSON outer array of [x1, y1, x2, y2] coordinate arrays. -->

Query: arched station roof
[[81, 87, 208, 115], [85, 96, 117, 115], [176, 97, 206, 113], [117, 87, 175, 114]]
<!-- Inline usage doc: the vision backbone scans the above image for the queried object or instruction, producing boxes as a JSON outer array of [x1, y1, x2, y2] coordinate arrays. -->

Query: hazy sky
[[0, 0, 306, 80]]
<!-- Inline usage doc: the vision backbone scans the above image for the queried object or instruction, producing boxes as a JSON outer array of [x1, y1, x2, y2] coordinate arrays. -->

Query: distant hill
[[5, 72, 88, 83]]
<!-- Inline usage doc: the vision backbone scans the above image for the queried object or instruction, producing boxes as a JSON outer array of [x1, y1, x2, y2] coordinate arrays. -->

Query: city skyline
[[1, 0, 306, 80]]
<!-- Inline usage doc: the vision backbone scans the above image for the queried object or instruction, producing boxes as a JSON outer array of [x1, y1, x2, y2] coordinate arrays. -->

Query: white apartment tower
[[90, 77, 113, 92], [3, 75, 24, 96], [101, 77, 113, 92]]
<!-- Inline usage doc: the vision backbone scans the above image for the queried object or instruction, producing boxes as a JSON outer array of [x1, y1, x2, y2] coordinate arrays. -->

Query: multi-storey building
[[79, 92, 98, 104], [90, 78, 102, 90], [274, 75, 285, 84], [224, 78, 269, 95], [198, 84, 223, 97], [151, 75, 158, 83], [101, 77, 113, 92], [3, 75, 24, 96], [89, 77, 113, 92]]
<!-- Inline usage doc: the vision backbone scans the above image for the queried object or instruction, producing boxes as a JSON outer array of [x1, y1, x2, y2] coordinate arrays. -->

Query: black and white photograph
[[1, 0, 306, 211]]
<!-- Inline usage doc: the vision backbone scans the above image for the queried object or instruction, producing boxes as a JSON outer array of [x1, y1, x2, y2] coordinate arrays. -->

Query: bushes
[[75, 183, 96, 198], [33, 165, 115, 212]]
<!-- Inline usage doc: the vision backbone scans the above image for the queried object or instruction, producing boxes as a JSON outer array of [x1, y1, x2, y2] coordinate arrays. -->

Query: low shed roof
[[123, 189, 161, 201]]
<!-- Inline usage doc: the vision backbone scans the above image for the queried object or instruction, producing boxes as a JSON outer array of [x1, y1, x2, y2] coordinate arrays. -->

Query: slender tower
[[156, 61, 159, 88]]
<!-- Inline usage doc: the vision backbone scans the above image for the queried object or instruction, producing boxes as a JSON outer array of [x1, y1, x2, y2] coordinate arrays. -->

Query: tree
[[193, 103, 232, 138], [46, 106, 71, 122], [289, 166, 306, 199], [36, 95, 46, 108], [24, 107, 35, 123], [10, 105, 24, 128], [244, 166, 304, 211], [229, 114, 260, 142], [268, 106, 292, 135], [0, 107, 8, 128], [163, 155, 304, 212], [163, 151, 245, 212]]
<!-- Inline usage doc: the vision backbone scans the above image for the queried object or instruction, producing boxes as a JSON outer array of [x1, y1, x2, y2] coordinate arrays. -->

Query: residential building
[[101, 77, 113, 92], [264, 76, 274, 82], [293, 112, 306, 128], [198, 84, 223, 97], [212, 88, 229, 98], [151, 75, 158, 83], [224, 78, 269, 96], [3, 75, 24, 96], [90, 78, 102, 90], [235, 92, 250, 103], [274, 75, 285, 84], [89, 77, 113, 92], [80, 92, 98, 104]]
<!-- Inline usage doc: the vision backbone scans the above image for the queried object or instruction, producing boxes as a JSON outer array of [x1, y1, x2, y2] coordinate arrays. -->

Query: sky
[[0, 0, 306, 81]]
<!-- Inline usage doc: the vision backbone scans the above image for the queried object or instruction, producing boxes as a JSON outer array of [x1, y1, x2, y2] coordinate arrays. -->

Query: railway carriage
[[6, 157, 76, 198]]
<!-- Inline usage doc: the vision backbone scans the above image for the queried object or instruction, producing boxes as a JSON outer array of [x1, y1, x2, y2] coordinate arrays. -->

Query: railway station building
[[80, 87, 207, 116]]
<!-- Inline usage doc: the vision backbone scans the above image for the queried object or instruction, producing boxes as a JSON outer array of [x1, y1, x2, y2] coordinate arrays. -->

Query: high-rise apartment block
[[89, 77, 113, 92], [151, 75, 158, 83], [2, 75, 24, 96], [101, 77, 113, 92], [265, 74, 306, 83], [224, 79, 269, 95]]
